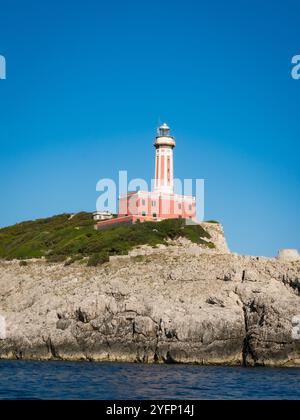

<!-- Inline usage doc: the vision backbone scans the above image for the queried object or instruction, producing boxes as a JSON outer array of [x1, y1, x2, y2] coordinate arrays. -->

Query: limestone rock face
[[277, 249, 300, 262], [0, 247, 300, 366], [201, 223, 230, 254]]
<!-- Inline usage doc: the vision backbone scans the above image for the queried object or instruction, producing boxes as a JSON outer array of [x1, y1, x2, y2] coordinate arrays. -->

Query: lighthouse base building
[[96, 124, 196, 230]]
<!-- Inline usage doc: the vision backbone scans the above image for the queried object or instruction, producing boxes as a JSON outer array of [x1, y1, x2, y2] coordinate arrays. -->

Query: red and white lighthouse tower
[[154, 123, 176, 194], [96, 123, 197, 230]]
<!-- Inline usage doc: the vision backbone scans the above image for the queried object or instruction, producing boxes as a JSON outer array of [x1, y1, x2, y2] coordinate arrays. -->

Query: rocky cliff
[[0, 224, 300, 366]]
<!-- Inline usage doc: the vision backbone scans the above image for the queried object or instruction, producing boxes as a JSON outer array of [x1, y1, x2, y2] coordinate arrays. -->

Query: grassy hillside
[[0, 212, 214, 266]]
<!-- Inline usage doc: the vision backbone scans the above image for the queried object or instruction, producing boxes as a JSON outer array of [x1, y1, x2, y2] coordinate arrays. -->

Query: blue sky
[[0, 0, 299, 256]]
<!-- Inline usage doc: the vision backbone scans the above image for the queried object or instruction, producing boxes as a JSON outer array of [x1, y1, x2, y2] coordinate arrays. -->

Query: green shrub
[[64, 255, 83, 266], [87, 252, 109, 267], [0, 213, 213, 264], [206, 242, 216, 249], [131, 255, 146, 263], [46, 255, 67, 263], [19, 260, 28, 267]]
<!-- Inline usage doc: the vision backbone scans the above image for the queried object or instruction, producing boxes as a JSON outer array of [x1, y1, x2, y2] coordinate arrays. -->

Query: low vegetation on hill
[[0, 213, 214, 266]]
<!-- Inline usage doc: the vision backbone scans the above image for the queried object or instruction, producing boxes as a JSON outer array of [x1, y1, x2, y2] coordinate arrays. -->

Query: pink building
[[96, 124, 196, 230]]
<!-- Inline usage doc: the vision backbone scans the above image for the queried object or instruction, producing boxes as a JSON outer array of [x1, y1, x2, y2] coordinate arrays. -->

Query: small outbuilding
[[93, 211, 114, 221]]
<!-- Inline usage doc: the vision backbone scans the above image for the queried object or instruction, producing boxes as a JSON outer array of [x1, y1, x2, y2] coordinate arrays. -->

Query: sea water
[[0, 361, 299, 400]]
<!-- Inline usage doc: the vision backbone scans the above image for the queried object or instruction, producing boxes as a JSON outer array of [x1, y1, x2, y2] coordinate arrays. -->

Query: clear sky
[[0, 0, 299, 256]]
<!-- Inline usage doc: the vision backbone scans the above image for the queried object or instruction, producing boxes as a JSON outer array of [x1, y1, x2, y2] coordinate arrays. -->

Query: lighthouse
[[96, 123, 197, 230], [154, 123, 176, 194]]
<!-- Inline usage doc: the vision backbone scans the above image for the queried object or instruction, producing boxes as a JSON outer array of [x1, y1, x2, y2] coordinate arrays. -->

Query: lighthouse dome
[[155, 123, 176, 148], [160, 123, 170, 130], [158, 123, 171, 137]]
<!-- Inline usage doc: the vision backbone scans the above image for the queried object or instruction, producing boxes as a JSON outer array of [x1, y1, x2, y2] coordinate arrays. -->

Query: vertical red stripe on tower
[[155, 154, 159, 187], [160, 155, 165, 186]]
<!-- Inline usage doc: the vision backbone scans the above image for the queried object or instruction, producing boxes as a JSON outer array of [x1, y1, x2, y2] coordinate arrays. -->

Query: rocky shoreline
[[1, 230, 300, 367]]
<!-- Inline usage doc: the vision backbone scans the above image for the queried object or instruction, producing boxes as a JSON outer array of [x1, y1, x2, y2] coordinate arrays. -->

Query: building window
[[142, 211, 146, 216], [178, 204, 182, 210], [152, 201, 156, 207], [153, 213, 157, 218], [189, 204, 192, 211], [142, 199, 146, 206]]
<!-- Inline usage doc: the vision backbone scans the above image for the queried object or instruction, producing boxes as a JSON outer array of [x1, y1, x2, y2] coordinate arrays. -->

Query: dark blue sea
[[0, 361, 299, 400]]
